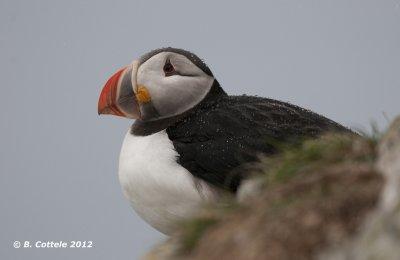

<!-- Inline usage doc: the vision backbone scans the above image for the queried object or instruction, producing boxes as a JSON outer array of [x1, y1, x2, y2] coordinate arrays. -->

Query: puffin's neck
[[131, 80, 227, 136], [195, 80, 227, 109]]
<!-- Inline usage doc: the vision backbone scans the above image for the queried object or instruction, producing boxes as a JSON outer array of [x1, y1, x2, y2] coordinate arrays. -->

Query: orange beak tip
[[97, 67, 126, 117]]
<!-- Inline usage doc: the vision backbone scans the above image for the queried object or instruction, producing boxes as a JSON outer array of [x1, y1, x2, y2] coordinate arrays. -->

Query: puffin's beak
[[98, 61, 141, 119]]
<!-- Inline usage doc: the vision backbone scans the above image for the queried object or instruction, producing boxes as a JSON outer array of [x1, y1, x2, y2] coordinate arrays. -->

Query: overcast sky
[[1, 0, 399, 259]]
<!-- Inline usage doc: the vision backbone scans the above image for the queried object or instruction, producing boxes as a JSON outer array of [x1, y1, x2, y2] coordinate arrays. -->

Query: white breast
[[118, 129, 219, 235]]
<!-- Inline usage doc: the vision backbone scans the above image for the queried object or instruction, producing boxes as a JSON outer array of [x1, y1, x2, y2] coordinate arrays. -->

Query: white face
[[136, 52, 215, 121]]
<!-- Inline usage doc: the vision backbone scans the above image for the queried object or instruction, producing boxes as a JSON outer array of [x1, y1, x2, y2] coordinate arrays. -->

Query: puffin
[[98, 47, 350, 235]]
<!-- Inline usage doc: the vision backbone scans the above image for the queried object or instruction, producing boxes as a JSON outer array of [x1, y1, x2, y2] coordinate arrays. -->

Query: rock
[[236, 176, 265, 203], [144, 121, 400, 259], [377, 116, 400, 212], [144, 238, 180, 260], [318, 116, 400, 260]]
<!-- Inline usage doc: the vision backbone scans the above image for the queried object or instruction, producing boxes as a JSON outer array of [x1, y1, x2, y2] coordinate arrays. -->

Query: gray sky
[[1, 0, 399, 259]]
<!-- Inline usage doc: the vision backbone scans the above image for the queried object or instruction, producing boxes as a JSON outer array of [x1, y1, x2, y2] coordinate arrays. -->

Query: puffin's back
[[166, 94, 351, 192]]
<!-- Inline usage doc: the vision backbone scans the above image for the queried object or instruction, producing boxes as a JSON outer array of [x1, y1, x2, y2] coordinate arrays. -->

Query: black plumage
[[139, 47, 214, 77], [165, 81, 350, 192]]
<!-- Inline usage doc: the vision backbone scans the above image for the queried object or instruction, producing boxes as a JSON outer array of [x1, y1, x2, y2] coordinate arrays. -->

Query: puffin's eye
[[163, 59, 175, 76]]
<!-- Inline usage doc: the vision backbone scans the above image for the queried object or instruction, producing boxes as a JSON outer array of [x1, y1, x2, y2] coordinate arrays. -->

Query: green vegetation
[[261, 134, 376, 184], [177, 133, 379, 255], [179, 217, 218, 253]]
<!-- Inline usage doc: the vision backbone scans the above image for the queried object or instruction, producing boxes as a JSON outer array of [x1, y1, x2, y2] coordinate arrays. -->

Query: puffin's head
[[98, 48, 216, 121]]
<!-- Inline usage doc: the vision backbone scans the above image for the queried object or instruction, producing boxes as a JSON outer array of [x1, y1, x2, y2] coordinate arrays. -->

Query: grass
[[260, 133, 377, 184], [179, 217, 218, 253], [176, 132, 380, 255]]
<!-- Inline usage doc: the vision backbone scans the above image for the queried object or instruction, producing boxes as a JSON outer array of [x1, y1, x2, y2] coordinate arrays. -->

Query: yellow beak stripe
[[136, 85, 151, 103]]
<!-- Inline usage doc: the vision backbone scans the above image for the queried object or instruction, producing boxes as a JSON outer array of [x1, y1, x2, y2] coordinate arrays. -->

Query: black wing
[[166, 95, 350, 192]]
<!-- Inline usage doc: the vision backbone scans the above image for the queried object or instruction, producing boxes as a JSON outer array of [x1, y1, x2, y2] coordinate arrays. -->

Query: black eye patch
[[163, 59, 177, 77]]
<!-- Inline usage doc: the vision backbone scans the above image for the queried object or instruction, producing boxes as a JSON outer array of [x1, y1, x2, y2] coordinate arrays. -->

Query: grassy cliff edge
[[146, 117, 400, 260]]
